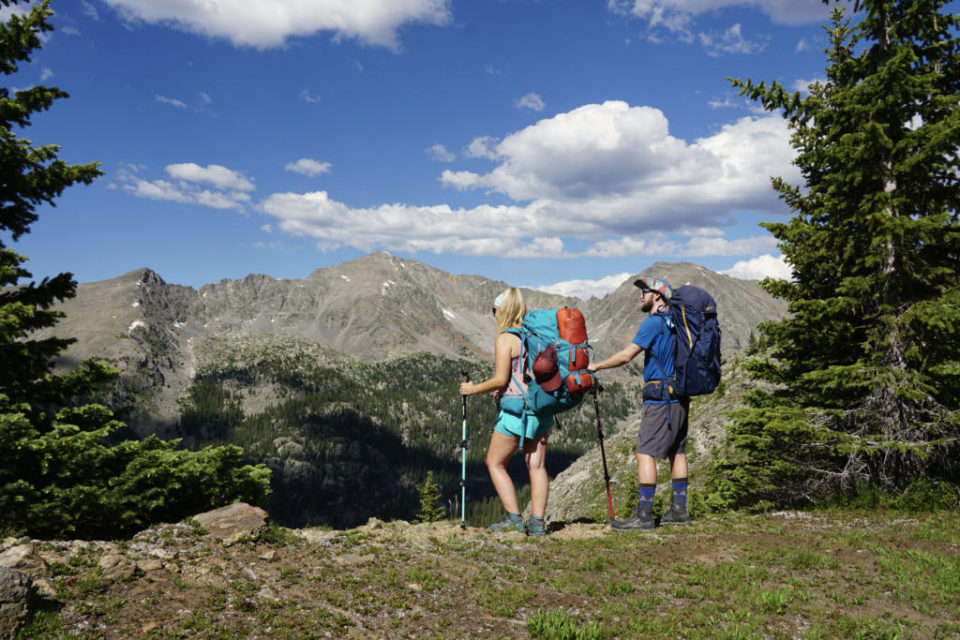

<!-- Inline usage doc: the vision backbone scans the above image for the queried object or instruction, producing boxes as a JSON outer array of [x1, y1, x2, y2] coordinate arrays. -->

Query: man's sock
[[672, 477, 688, 510], [638, 483, 656, 516]]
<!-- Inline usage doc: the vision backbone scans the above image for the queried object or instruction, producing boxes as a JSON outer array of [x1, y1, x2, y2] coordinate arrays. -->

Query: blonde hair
[[496, 287, 526, 333]]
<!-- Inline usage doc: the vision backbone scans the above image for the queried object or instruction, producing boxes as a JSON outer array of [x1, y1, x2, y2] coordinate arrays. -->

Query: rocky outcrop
[[0, 502, 271, 636], [0, 567, 33, 640]]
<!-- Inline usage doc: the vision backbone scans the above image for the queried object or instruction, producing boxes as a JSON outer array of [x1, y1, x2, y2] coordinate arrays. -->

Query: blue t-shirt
[[631, 311, 677, 404]]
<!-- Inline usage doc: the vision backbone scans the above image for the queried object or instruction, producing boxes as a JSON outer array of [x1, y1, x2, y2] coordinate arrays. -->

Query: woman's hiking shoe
[[490, 513, 525, 532], [525, 516, 547, 537], [611, 508, 655, 531], [660, 505, 692, 525]]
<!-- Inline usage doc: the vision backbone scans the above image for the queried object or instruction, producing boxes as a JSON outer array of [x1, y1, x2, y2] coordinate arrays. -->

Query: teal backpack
[[500, 308, 595, 444]]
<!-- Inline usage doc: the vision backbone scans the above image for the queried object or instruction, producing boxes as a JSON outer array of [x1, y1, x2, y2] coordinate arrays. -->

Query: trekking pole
[[460, 371, 470, 530], [592, 383, 615, 521]]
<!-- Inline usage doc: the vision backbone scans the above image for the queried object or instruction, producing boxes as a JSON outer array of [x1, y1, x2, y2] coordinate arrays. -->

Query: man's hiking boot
[[660, 505, 692, 525], [611, 508, 655, 531], [525, 516, 547, 537], [490, 513, 525, 532]]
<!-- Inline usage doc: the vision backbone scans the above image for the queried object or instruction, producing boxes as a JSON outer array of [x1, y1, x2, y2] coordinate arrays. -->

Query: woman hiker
[[459, 287, 549, 537]]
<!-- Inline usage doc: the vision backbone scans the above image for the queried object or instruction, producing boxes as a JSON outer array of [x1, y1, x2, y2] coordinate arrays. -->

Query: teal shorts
[[494, 411, 550, 440]]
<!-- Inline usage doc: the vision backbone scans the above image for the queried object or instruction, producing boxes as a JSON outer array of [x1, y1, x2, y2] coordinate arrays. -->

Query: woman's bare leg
[[487, 431, 520, 513], [524, 433, 549, 518]]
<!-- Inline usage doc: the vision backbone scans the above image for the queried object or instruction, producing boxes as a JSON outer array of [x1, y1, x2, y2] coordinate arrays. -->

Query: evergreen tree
[[414, 471, 445, 523], [708, 0, 960, 508], [0, 0, 270, 538]]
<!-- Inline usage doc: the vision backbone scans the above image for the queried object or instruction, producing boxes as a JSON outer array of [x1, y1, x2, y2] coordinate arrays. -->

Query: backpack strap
[[500, 329, 527, 399], [643, 311, 676, 403], [500, 329, 533, 449]]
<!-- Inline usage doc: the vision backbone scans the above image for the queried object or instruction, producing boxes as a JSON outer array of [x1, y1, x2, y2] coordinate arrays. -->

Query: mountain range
[[41, 251, 785, 419]]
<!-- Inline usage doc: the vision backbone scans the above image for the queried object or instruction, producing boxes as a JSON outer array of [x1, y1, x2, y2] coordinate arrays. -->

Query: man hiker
[[587, 277, 691, 530]]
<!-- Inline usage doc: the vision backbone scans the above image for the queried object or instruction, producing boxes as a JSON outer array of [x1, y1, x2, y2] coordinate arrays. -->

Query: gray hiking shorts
[[636, 398, 689, 458]]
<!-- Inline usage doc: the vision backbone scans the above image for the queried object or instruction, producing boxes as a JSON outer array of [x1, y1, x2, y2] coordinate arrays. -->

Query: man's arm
[[588, 343, 642, 372]]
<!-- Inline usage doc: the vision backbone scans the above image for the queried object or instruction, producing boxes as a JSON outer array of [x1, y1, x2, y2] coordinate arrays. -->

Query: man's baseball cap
[[633, 277, 673, 301]]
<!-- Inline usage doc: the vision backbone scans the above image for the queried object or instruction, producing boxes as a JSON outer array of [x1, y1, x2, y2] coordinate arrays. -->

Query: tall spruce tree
[[706, 0, 960, 509], [1, 0, 270, 538]]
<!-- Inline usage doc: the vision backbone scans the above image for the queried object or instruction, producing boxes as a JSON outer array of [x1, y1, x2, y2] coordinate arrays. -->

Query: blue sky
[[4, 0, 896, 297]]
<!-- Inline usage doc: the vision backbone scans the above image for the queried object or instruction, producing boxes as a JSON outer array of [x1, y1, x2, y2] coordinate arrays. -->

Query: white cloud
[[609, 0, 828, 28], [126, 178, 192, 204], [40, 68, 53, 81], [609, 0, 827, 54], [0, 5, 29, 21], [166, 163, 255, 191], [516, 92, 545, 112], [464, 136, 499, 160], [101, 0, 452, 50], [285, 158, 332, 177], [577, 231, 777, 259], [300, 89, 322, 104], [721, 253, 793, 280], [708, 97, 737, 109], [439, 170, 481, 191], [449, 101, 797, 223], [698, 23, 766, 56], [580, 236, 667, 258], [261, 191, 549, 256], [426, 143, 455, 162], [684, 234, 778, 256], [537, 272, 632, 300], [792, 77, 823, 93], [194, 189, 251, 210], [795, 38, 809, 52], [117, 162, 254, 212], [156, 95, 187, 108], [81, 1, 100, 20], [263, 100, 798, 260], [200, 91, 212, 105]]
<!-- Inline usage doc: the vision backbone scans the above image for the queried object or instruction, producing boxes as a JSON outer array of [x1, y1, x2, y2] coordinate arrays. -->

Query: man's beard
[[641, 298, 654, 313]]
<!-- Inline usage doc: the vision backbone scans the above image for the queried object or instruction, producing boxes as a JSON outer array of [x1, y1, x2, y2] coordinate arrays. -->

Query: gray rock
[[257, 586, 280, 602], [98, 553, 137, 583], [192, 502, 268, 543], [135, 559, 165, 574], [0, 567, 33, 640], [0, 544, 48, 577]]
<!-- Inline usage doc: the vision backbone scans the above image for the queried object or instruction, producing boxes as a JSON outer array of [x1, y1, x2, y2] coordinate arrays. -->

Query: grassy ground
[[17, 509, 960, 639]]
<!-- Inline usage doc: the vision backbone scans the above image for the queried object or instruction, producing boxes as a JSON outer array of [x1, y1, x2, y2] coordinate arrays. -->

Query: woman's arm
[[460, 332, 517, 396]]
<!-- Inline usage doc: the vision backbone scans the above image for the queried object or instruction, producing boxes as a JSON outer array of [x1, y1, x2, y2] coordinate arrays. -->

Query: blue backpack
[[501, 308, 595, 443], [667, 285, 722, 396]]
